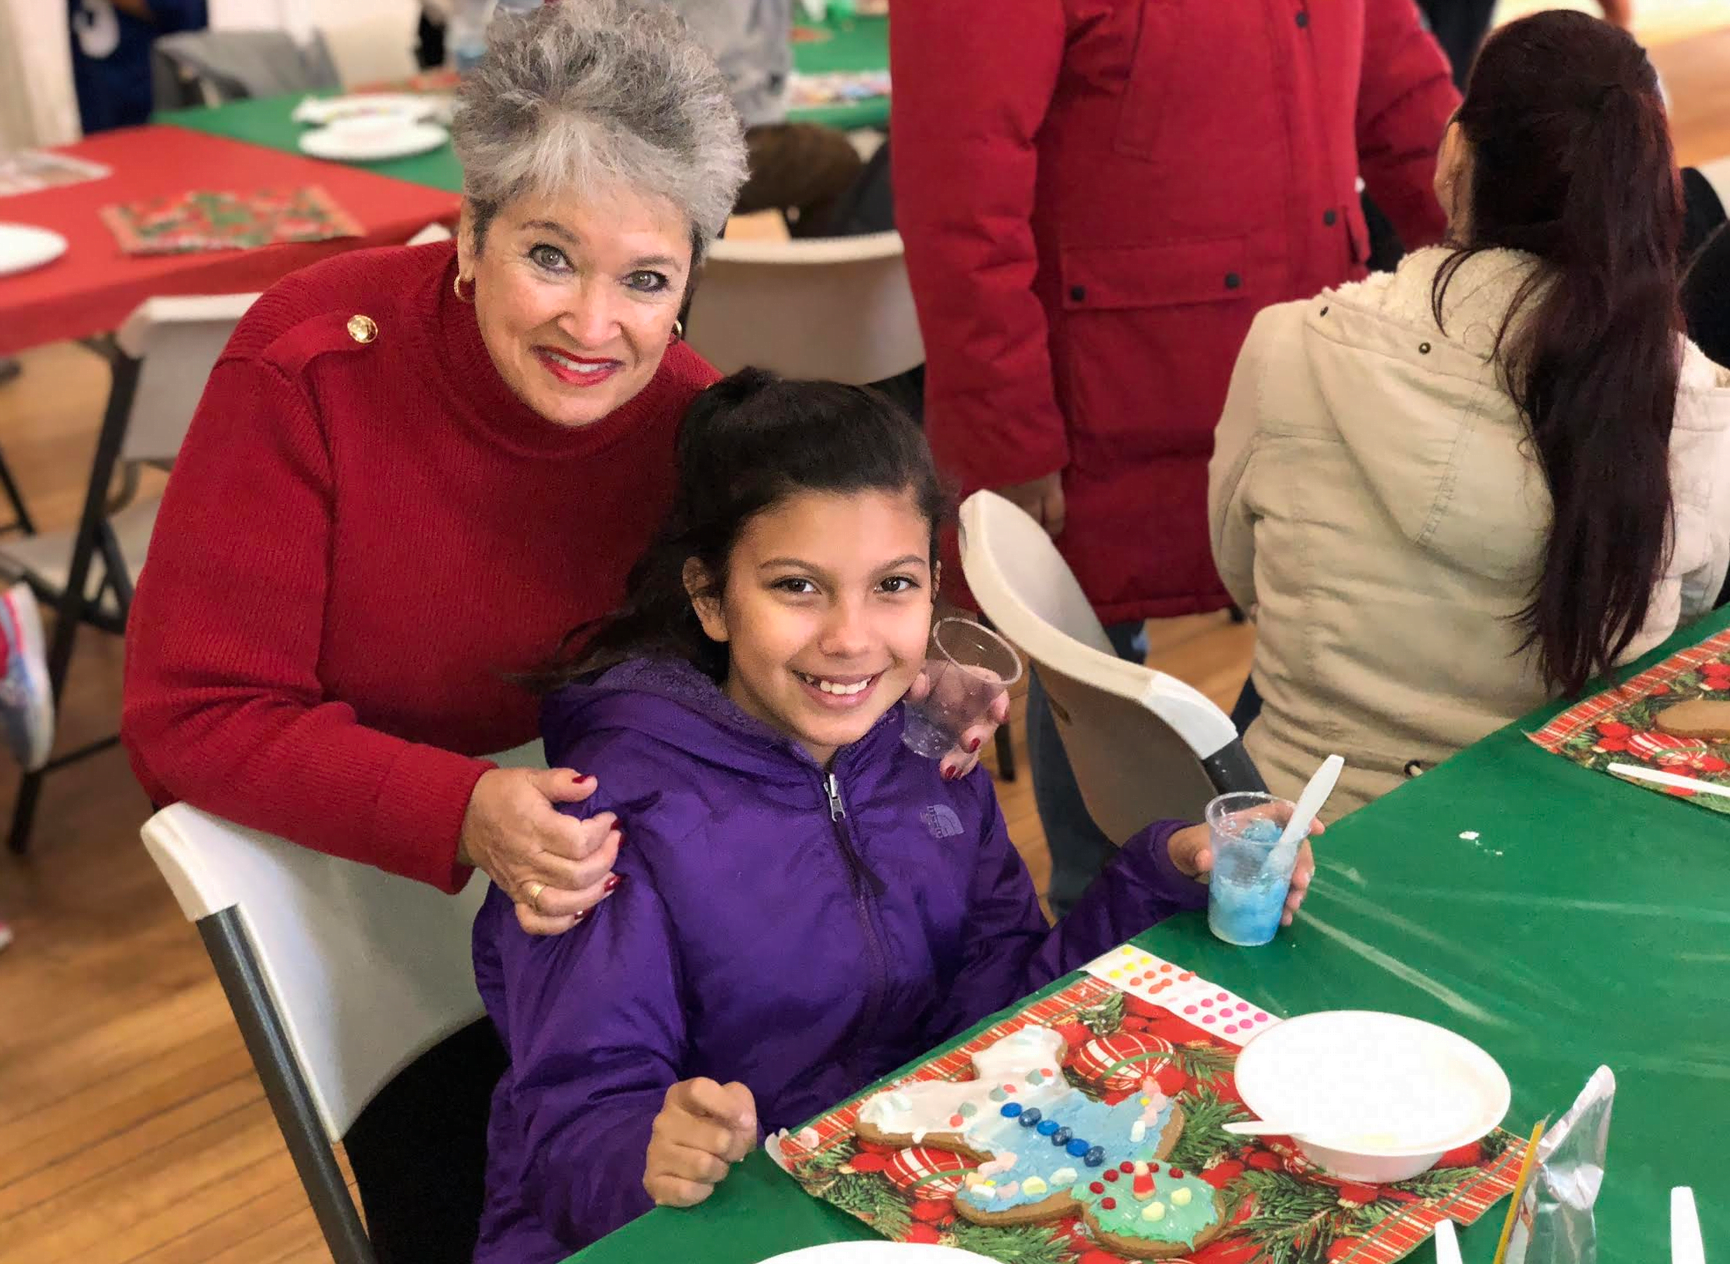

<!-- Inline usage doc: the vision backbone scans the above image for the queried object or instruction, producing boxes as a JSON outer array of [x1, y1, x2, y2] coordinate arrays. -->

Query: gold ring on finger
[[525, 880, 546, 912]]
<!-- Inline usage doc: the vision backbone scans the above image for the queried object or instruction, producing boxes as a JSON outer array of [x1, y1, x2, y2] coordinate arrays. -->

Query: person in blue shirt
[[69, 0, 208, 134]]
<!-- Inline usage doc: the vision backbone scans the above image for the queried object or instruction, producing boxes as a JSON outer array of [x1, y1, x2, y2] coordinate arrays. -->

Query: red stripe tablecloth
[[0, 126, 459, 358]]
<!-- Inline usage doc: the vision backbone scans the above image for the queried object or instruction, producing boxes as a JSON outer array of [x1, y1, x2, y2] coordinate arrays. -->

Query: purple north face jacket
[[472, 658, 1208, 1262]]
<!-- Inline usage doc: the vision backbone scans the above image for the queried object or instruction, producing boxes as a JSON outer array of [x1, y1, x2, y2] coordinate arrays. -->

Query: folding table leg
[[6, 349, 138, 855]]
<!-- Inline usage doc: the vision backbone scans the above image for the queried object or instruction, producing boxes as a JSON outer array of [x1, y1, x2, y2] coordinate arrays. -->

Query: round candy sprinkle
[[1036, 1119, 1059, 1136], [948, 1113, 964, 1128], [989, 1088, 1007, 1103], [1102, 1167, 1119, 1181], [1066, 1138, 1090, 1157], [1018, 1107, 1041, 1128], [1183, 1004, 1198, 1015], [959, 1101, 978, 1118], [1120, 1161, 1136, 1173], [1149, 1162, 1161, 1173], [1168, 1168, 1185, 1179], [1100, 1197, 1117, 1211], [1025, 1070, 1045, 1085], [1089, 1181, 1105, 1195], [1000, 1102, 1022, 1118], [1084, 1147, 1106, 1167], [1051, 1127, 1073, 1147]]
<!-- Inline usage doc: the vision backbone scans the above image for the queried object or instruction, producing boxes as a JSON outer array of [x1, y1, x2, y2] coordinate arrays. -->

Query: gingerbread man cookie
[[856, 1026, 1224, 1257]]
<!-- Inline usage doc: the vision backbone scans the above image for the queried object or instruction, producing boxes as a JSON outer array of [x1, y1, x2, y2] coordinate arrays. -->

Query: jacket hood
[[540, 656, 902, 781], [1301, 247, 1554, 583]]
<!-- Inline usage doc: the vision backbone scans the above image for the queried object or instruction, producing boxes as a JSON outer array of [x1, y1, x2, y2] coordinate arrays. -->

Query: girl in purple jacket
[[471, 370, 1318, 1261]]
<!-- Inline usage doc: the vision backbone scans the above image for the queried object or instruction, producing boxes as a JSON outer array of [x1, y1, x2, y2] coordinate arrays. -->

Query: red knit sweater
[[122, 242, 717, 891]]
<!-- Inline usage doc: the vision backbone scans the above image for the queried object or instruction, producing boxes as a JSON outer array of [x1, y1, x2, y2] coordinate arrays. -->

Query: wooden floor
[[2, 14, 1726, 1258]]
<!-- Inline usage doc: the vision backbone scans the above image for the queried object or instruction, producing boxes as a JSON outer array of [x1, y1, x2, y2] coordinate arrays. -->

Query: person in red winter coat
[[890, 0, 1459, 913]]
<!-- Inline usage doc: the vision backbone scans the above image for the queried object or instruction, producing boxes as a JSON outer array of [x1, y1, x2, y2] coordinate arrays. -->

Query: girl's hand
[[1168, 816, 1325, 927], [645, 1078, 759, 1208], [457, 767, 623, 935], [906, 668, 1013, 780]]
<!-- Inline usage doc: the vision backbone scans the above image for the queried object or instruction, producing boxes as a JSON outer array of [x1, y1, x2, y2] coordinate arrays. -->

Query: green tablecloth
[[156, 15, 889, 190], [572, 605, 1730, 1263]]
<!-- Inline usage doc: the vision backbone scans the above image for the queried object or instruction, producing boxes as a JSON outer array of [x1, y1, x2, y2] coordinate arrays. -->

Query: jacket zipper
[[823, 771, 889, 1060]]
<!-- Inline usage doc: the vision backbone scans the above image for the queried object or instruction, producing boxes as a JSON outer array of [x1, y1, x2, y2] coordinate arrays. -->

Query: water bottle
[[450, 0, 494, 73]]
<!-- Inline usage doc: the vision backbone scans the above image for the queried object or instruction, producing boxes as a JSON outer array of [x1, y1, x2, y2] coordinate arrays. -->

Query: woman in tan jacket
[[1209, 10, 1730, 818]]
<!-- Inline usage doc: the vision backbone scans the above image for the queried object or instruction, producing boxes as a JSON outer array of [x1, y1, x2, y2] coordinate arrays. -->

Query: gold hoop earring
[[452, 272, 475, 304], [671, 319, 685, 342]]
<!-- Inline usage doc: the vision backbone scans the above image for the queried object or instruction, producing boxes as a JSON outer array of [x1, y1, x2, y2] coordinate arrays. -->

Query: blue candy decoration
[[1083, 1146, 1106, 1167], [1035, 1119, 1059, 1137], [1018, 1107, 1042, 1128], [1066, 1138, 1090, 1157], [1051, 1127, 1073, 1147], [1000, 1102, 1023, 1119]]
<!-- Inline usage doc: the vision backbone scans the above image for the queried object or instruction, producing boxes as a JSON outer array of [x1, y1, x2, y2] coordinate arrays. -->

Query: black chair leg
[[6, 347, 137, 855], [0, 445, 36, 536], [993, 718, 1017, 781]]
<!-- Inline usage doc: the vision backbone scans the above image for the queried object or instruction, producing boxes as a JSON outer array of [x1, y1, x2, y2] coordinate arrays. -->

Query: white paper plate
[[756, 1245, 1000, 1263], [298, 121, 449, 163], [0, 223, 68, 278], [292, 93, 449, 126], [1232, 1010, 1509, 1181]]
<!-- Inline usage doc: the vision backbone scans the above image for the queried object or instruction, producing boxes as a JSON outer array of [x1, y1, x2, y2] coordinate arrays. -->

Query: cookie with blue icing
[[855, 1025, 1225, 1255]]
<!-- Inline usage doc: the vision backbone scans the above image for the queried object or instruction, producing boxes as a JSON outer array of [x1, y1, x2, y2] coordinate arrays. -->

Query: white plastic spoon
[[1435, 1218, 1464, 1264], [1673, 1187, 1704, 1264], [1265, 753, 1345, 877]]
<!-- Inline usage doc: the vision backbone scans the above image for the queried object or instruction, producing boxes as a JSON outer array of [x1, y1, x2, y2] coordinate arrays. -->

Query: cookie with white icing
[[855, 1025, 1225, 1255]]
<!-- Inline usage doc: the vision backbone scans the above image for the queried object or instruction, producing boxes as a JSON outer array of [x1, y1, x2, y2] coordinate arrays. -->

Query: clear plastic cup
[[901, 618, 1022, 759], [1205, 791, 1300, 947]]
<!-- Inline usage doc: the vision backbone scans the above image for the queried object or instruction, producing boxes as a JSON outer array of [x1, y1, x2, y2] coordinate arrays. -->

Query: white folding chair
[[684, 231, 924, 384], [317, 11, 421, 90], [958, 490, 1265, 842], [139, 742, 543, 1264], [2, 292, 257, 854]]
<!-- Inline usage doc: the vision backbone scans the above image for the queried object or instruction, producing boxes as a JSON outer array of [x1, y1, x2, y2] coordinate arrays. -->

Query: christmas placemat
[[768, 948, 1523, 1264], [98, 187, 363, 255], [788, 70, 891, 107], [1528, 626, 1730, 813]]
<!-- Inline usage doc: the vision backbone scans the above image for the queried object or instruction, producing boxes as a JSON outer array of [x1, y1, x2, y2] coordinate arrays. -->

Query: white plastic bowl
[[1232, 1010, 1511, 1182]]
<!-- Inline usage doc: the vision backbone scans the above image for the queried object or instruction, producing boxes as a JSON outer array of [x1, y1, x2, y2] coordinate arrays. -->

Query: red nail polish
[[942, 766, 956, 781], [966, 737, 982, 753], [603, 874, 622, 893]]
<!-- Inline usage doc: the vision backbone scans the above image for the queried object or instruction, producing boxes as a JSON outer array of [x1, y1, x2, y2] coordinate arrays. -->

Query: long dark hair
[[1433, 10, 1684, 694], [539, 368, 949, 686]]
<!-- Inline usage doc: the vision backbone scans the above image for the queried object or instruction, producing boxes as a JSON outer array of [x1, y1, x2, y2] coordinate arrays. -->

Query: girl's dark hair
[[1433, 10, 1684, 695], [542, 368, 948, 685]]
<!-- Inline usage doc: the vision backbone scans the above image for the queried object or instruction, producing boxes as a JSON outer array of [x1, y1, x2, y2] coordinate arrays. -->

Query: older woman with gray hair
[[122, 3, 745, 1259]]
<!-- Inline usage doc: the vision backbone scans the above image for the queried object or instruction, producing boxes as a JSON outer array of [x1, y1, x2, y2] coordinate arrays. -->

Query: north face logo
[[921, 804, 965, 839]]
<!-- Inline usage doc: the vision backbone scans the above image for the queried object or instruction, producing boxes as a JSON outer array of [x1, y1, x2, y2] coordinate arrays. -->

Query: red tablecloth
[[0, 126, 459, 357]]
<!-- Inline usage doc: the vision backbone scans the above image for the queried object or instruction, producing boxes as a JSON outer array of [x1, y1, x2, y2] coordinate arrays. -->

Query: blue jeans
[[1026, 620, 1147, 917]]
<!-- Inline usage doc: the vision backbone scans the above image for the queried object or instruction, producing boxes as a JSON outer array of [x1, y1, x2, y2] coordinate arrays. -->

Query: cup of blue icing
[[1205, 791, 1299, 947]]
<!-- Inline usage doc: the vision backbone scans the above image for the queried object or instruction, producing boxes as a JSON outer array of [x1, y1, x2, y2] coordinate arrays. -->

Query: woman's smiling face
[[459, 184, 692, 427]]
